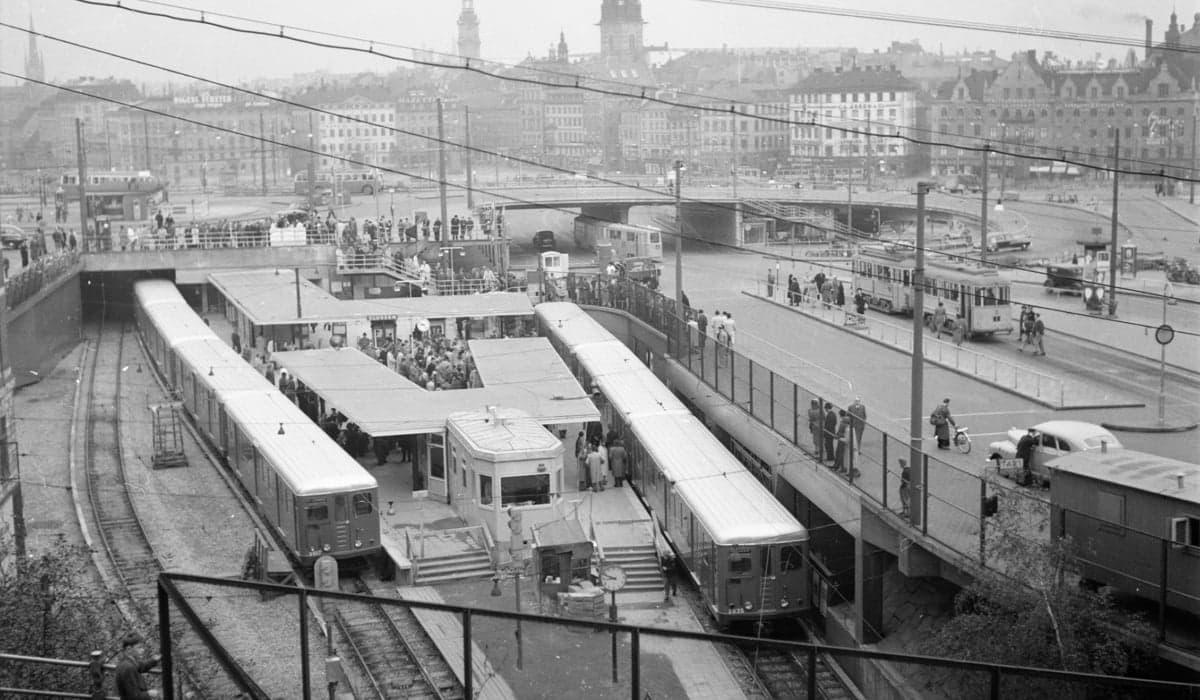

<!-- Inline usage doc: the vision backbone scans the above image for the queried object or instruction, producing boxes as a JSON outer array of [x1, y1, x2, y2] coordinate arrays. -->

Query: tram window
[[729, 554, 753, 575], [626, 231, 636, 242], [779, 545, 805, 572], [649, 231, 660, 243], [353, 492, 374, 516], [306, 501, 329, 521]]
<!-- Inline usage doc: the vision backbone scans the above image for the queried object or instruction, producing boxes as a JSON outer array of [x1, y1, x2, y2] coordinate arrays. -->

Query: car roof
[[1033, 420, 1117, 442]]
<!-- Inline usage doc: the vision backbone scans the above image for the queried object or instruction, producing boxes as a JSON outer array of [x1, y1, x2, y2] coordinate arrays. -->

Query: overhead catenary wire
[[66, 0, 1200, 181], [8, 68, 1200, 333]]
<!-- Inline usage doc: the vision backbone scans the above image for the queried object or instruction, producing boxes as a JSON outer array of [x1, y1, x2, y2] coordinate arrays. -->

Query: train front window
[[779, 545, 805, 572], [729, 554, 752, 575], [353, 493, 374, 516], [306, 501, 328, 521], [649, 231, 660, 244], [334, 495, 347, 521]]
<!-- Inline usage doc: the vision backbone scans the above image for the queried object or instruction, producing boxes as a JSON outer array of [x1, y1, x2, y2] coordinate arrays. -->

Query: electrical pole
[[1190, 111, 1196, 205], [1109, 130, 1119, 317], [75, 118, 89, 242], [295, 268, 302, 319], [259, 112, 268, 197], [437, 99, 449, 240], [464, 106, 474, 211], [142, 113, 152, 171], [730, 104, 738, 199], [847, 171, 854, 234], [979, 147, 990, 262], [909, 181, 930, 529], [674, 159, 684, 311], [307, 113, 316, 209]]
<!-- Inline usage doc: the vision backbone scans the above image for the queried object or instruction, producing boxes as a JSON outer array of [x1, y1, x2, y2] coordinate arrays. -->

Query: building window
[[1158, 83, 1169, 97], [1116, 87, 1126, 99], [1170, 516, 1199, 548], [501, 474, 550, 506]]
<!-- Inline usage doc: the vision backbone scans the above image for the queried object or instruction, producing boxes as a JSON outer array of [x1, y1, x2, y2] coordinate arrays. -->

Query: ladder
[[149, 403, 188, 469]]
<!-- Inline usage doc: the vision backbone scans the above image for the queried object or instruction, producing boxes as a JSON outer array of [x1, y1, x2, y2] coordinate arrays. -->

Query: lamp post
[[439, 245, 465, 294]]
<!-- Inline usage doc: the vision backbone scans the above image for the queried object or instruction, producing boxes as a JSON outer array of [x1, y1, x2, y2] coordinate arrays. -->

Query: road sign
[[1155, 324, 1175, 346]]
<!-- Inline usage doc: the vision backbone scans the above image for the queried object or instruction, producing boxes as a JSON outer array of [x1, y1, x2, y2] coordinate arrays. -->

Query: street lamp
[[439, 245, 465, 293]]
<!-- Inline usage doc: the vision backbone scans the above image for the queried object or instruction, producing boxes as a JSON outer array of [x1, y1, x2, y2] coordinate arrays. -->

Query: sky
[[0, 0, 1188, 89]]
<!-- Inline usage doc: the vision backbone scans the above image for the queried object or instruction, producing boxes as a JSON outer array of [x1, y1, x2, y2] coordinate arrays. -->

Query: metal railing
[[81, 226, 338, 252], [4, 249, 81, 310], [151, 573, 1200, 700], [0, 650, 160, 700], [750, 279, 1066, 406]]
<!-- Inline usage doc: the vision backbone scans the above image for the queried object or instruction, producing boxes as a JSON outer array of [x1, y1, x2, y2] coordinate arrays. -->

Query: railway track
[[679, 585, 857, 700], [332, 577, 463, 700], [81, 321, 266, 700]]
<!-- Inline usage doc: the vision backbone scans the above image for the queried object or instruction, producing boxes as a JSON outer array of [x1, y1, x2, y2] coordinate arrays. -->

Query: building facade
[[788, 67, 921, 181]]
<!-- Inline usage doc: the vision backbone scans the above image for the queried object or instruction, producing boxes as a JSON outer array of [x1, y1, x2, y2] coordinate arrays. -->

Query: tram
[[851, 245, 1015, 336], [572, 216, 664, 262]]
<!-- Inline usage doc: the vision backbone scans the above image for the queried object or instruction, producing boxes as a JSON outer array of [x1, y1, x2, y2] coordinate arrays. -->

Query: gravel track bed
[[116, 332, 327, 696]]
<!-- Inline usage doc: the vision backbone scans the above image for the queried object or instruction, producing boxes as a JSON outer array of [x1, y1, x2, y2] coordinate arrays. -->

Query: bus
[[293, 170, 380, 196], [59, 170, 168, 221], [572, 216, 663, 261]]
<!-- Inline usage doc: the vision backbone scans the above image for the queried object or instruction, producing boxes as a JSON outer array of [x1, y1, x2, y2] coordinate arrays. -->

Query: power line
[[68, 0, 1199, 181], [693, 0, 1200, 57], [7, 68, 1196, 322]]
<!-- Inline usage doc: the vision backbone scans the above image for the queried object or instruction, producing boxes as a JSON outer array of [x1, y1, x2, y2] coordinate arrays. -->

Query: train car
[[851, 245, 1014, 336], [1049, 449, 1199, 618], [572, 216, 664, 262], [133, 279, 381, 566], [536, 302, 811, 627]]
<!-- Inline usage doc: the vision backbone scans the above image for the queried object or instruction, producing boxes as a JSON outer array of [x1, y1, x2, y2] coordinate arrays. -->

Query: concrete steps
[[601, 544, 662, 592], [414, 549, 494, 585]]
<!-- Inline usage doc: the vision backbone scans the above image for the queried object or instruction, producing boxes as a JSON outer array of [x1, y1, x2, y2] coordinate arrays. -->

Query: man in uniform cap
[[114, 632, 160, 699]]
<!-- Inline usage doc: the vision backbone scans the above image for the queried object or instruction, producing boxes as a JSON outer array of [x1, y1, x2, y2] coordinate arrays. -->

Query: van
[[533, 230, 557, 252]]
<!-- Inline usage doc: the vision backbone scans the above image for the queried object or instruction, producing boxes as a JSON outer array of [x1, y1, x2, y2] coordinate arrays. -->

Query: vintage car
[[984, 231, 1032, 252], [1, 224, 29, 249], [988, 420, 1122, 487]]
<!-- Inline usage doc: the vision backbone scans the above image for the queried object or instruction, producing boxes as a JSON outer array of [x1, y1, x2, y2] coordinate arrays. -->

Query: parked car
[[1044, 264, 1085, 294], [532, 230, 557, 252], [1, 225, 28, 249], [988, 420, 1122, 487], [984, 231, 1032, 252]]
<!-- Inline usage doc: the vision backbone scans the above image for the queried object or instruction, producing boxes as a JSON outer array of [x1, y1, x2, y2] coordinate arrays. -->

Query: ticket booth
[[532, 519, 594, 599]]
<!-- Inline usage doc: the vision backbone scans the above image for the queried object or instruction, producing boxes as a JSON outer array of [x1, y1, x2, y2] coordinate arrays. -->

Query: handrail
[[81, 228, 338, 252]]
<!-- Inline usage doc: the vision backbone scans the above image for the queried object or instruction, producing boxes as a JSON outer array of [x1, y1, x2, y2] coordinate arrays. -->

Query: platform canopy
[[209, 268, 534, 327], [273, 346, 599, 438]]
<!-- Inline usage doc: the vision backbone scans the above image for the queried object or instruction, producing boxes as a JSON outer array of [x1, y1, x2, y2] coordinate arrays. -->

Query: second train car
[[536, 301, 810, 627]]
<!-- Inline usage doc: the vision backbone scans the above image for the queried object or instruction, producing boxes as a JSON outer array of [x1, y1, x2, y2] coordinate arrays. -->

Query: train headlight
[[322, 543, 332, 552], [354, 540, 362, 548], [743, 601, 754, 611]]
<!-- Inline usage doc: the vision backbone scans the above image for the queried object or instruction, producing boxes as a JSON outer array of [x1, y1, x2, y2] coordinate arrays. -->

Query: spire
[[25, 12, 45, 83], [456, 0, 481, 60], [557, 30, 569, 63]]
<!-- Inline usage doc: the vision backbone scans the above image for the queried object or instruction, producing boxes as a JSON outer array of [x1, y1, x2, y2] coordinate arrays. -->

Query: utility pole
[[295, 268, 303, 319], [909, 181, 930, 530], [1190, 111, 1197, 205], [307, 113, 316, 209], [464, 106, 474, 211], [730, 104, 738, 199], [75, 118, 89, 242], [437, 99, 449, 240], [142, 113, 152, 171], [1109, 130, 1119, 317], [674, 158, 684, 311], [259, 112, 268, 197], [979, 147, 990, 262], [847, 171, 854, 234]]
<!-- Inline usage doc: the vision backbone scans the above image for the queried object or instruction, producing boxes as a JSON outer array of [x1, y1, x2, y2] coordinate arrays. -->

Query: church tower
[[599, 0, 645, 65], [25, 14, 45, 83], [457, 0, 481, 60]]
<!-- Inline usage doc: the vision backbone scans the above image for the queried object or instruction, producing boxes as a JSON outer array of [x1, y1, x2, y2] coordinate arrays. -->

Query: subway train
[[536, 302, 811, 627], [133, 279, 381, 567]]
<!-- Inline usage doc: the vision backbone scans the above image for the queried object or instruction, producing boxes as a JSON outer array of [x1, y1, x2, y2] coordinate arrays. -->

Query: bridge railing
[[565, 273, 1054, 575], [81, 227, 338, 253], [4, 249, 81, 310]]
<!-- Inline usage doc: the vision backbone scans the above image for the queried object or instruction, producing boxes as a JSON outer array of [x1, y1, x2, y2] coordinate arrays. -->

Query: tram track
[[333, 576, 463, 700], [78, 320, 267, 700]]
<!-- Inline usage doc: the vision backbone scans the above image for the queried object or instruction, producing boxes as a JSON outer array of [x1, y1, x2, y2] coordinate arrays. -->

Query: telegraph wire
[[5, 68, 1198, 325], [68, 0, 1200, 180]]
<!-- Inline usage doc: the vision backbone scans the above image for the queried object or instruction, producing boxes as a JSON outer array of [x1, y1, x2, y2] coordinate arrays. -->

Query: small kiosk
[[531, 519, 595, 605], [445, 408, 564, 550]]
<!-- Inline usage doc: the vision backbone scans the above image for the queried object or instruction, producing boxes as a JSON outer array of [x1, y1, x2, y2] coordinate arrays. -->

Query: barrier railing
[[4, 249, 81, 310], [751, 280, 1066, 407], [81, 227, 338, 252]]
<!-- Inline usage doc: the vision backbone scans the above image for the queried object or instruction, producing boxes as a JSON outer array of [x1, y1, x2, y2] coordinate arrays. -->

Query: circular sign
[[1155, 324, 1175, 346]]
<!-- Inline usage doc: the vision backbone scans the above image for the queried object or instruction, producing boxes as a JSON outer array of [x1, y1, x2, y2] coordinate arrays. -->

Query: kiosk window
[[501, 474, 550, 506], [480, 474, 494, 505]]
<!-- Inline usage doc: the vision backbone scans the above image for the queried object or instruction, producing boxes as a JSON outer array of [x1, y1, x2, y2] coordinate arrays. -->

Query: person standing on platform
[[847, 396, 867, 453], [807, 399, 823, 453], [585, 444, 604, 492], [932, 302, 947, 339], [575, 431, 588, 492], [608, 439, 627, 487], [899, 458, 911, 516], [1032, 314, 1046, 356], [766, 267, 776, 298], [696, 309, 708, 357], [833, 410, 849, 473]]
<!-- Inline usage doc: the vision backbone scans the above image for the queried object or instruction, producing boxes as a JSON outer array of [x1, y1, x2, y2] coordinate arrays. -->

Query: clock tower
[[599, 0, 645, 66]]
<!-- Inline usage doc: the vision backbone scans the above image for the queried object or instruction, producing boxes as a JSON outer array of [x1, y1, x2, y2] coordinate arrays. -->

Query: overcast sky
[[0, 0, 1182, 89]]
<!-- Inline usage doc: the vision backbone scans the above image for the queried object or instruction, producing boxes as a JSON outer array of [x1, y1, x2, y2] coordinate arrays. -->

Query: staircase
[[742, 199, 861, 240], [410, 526, 496, 585], [601, 543, 663, 593], [413, 549, 495, 585], [335, 250, 426, 286]]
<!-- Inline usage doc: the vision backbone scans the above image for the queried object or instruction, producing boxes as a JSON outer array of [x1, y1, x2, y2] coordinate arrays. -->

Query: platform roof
[[209, 269, 534, 327], [272, 347, 598, 438]]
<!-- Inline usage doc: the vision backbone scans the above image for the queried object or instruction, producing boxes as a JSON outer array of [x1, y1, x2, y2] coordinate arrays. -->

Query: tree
[[917, 488, 1159, 699], [0, 538, 124, 694]]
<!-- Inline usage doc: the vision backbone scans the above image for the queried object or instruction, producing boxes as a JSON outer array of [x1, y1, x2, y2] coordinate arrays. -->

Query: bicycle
[[953, 426, 972, 454]]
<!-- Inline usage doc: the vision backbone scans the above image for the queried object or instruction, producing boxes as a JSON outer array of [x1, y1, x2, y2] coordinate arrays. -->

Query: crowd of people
[[355, 331, 480, 391]]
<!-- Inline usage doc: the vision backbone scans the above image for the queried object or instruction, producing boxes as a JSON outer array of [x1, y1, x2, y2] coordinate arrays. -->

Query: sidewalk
[[745, 284, 1140, 409]]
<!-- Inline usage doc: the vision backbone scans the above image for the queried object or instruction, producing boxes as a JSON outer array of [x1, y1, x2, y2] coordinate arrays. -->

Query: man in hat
[[114, 632, 160, 699], [847, 396, 867, 454], [931, 398, 955, 449]]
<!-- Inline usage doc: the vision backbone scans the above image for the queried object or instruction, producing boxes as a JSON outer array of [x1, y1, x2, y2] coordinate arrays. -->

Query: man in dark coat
[[1015, 428, 1038, 485], [114, 633, 159, 699], [822, 402, 837, 462]]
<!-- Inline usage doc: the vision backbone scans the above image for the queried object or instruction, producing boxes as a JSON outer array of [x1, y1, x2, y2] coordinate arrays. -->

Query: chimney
[[1100, 440, 1108, 453], [1146, 18, 1153, 60], [1177, 472, 1186, 489]]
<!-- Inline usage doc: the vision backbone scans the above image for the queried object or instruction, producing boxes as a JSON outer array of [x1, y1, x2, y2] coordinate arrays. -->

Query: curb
[[1100, 421, 1199, 434], [741, 290, 1126, 411]]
